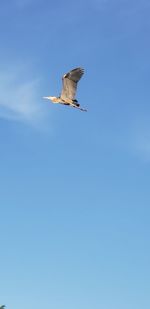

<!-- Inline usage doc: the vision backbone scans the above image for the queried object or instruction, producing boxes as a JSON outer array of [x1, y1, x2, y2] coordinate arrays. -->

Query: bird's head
[[43, 96, 60, 103]]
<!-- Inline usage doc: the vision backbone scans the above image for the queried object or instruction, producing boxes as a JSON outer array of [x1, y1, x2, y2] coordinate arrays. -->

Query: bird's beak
[[43, 96, 50, 100]]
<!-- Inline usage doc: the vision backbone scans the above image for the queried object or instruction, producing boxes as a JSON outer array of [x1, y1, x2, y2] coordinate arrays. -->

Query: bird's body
[[43, 67, 87, 112]]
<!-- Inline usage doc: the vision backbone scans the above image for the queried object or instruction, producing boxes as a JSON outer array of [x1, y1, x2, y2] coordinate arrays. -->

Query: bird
[[43, 67, 87, 112]]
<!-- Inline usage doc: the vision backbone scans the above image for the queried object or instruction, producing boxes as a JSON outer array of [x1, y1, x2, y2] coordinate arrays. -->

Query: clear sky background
[[0, 0, 150, 308]]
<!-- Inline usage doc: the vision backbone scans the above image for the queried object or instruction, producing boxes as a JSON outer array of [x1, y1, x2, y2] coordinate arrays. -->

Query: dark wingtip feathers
[[63, 67, 84, 83]]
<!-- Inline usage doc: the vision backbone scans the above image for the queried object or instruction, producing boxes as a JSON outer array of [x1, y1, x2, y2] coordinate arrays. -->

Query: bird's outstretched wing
[[60, 67, 84, 101]]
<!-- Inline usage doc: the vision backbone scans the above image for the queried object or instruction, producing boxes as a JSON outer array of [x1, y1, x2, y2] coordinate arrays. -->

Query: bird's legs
[[70, 103, 87, 112], [60, 98, 87, 111]]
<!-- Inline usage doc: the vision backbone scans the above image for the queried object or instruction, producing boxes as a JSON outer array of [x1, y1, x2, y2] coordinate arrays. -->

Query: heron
[[43, 67, 87, 112]]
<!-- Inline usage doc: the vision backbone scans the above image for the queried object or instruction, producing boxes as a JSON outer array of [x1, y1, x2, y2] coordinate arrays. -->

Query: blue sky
[[0, 0, 150, 308]]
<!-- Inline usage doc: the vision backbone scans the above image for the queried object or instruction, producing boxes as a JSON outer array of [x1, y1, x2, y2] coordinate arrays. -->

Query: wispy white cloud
[[0, 65, 45, 126]]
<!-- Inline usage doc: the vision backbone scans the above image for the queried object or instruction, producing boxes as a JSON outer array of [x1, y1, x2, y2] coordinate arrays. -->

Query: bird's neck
[[52, 97, 60, 103]]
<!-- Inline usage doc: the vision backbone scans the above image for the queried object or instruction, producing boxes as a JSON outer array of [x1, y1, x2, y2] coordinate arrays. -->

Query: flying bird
[[43, 67, 87, 112]]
